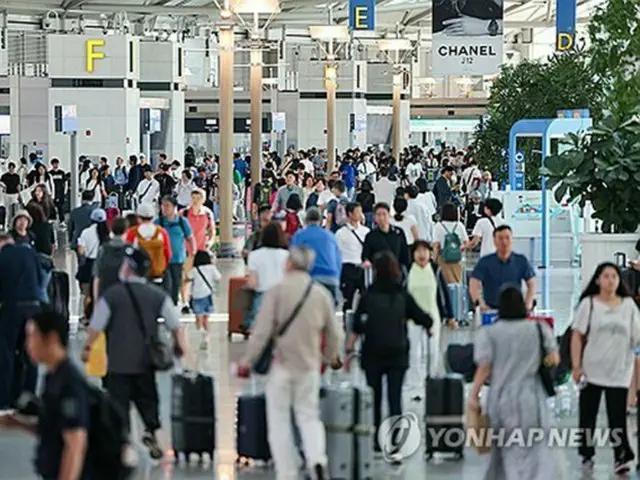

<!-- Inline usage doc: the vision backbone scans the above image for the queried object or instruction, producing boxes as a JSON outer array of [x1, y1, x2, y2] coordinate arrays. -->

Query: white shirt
[[85, 179, 102, 204], [417, 192, 437, 218], [79, 170, 90, 191], [175, 180, 195, 207], [434, 221, 469, 248], [392, 214, 418, 245], [136, 178, 160, 205], [78, 224, 102, 259], [374, 177, 396, 207], [573, 297, 640, 388], [335, 223, 370, 265], [461, 166, 482, 194], [301, 159, 314, 174], [318, 190, 335, 207], [188, 264, 222, 300], [247, 247, 289, 293], [406, 163, 423, 185], [406, 198, 434, 242], [357, 161, 376, 182], [472, 216, 504, 257]]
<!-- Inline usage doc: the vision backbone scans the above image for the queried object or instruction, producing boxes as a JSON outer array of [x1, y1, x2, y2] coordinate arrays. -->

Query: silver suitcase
[[321, 383, 355, 479]]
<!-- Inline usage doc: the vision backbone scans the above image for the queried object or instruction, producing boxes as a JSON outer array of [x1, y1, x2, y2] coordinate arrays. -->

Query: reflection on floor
[[0, 250, 637, 479]]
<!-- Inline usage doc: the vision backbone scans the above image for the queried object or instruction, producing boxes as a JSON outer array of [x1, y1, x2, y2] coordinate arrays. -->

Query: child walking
[[187, 250, 222, 350]]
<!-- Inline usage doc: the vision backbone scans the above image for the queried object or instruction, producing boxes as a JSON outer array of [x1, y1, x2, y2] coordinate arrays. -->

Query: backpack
[[84, 382, 135, 480], [135, 226, 167, 278], [256, 183, 272, 207], [363, 292, 408, 358], [97, 242, 128, 295], [284, 211, 301, 237], [441, 223, 462, 263], [333, 198, 349, 227]]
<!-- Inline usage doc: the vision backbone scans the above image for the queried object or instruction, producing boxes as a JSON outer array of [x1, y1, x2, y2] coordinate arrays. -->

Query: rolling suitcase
[[447, 283, 469, 322], [48, 269, 70, 322], [228, 276, 251, 340], [425, 373, 465, 460], [171, 370, 216, 463], [236, 380, 271, 465], [445, 344, 475, 383]]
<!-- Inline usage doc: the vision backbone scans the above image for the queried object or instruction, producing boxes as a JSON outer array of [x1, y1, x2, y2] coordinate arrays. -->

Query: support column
[[325, 65, 337, 173], [250, 49, 262, 189], [218, 28, 235, 257], [392, 73, 401, 161]]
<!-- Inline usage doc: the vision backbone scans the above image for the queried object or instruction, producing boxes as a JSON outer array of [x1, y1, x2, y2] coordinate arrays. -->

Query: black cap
[[124, 245, 151, 277]]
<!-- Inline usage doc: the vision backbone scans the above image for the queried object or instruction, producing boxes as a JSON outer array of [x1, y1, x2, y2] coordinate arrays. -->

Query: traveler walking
[[77, 208, 111, 319], [237, 246, 343, 480], [93, 216, 128, 300], [335, 202, 370, 315], [405, 185, 434, 242], [186, 250, 221, 350], [373, 168, 396, 207], [246, 222, 290, 329], [10, 209, 35, 247], [48, 158, 67, 225], [175, 170, 195, 210], [433, 166, 456, 209], [571, 262, 640, 475], [272, 171, 304, 215], [469, 225, 536, 311], [433, 202, 469, 284], [469, 287, 562, 480], [362, 202, 411, 273], [69, 191, 97, 251], [391, 197, 419, 246], [355, 179, 375, 229], [0, 307, 90, 480], [26, 202, 55, 256], [83, 246, 187, 460], [136, 166, 160, 210], [243, 206, 272, 262], [155, 195, 196, 305], [345, 251, 433, 462], [290, 207, 342, 303], [469, 198, 504, 257], [325, 180, 349, 233]]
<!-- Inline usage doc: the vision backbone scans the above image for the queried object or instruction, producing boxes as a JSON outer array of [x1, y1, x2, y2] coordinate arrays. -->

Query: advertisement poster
[[503, 191, 572, 236], [431, 0, 504, 75]]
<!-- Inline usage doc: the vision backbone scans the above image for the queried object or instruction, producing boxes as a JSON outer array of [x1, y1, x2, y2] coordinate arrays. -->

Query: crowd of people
[[0, 141, 637, 480]]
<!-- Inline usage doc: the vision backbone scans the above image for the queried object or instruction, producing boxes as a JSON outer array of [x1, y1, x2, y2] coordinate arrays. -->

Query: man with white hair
[[238, 246, 343, 480]]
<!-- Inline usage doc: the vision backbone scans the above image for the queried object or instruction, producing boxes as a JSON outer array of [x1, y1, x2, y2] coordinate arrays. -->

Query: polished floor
[[0, 242, 638, 479]]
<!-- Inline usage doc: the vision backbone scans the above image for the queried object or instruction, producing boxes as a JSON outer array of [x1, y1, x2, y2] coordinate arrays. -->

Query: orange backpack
[[135, 227, 167, 278]]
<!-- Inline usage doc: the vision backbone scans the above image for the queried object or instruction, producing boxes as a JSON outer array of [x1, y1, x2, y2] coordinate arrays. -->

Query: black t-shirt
[[36, 358, 90, 479], [49, 169, 67, 199], [30, 221, 55, 256], [155, 172, 176, 198], [1, 172, 21, 194], [356, 191, 375, 213]]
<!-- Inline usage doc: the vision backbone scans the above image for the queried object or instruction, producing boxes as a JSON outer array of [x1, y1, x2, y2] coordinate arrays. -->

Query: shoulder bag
[[124, 283, 174, 371], [196, 266, 214, 294], [536, 322, 556, 397], [253, 281, 314, 375]]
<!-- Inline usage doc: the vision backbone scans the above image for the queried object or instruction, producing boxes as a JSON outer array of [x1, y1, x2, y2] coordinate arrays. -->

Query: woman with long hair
[[345, 251, 432, 463], [245, 221, 289, 330], [355, 179, 376, 228], [469, 286, 563, 479], [391, 196, 419, 246], [85, 167, 106, 206], [30, 183, 55, 220], [28, 163, 53, 193], [25, 202, 55, 256], [76, 208, 111, 321], [571, 262, 640, 476]]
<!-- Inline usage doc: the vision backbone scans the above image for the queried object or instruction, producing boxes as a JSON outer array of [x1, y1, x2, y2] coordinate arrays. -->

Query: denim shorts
[[190, 296, 214, 315], [634, 346, 640, 356]]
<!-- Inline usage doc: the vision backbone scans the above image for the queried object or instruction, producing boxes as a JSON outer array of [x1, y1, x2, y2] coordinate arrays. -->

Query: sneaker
[[581, 458, 595, 475], [199, 336, 209, 351], [141, 432, 163, 460], [312, 463, 326, 480], [614, 460, 630, 476]]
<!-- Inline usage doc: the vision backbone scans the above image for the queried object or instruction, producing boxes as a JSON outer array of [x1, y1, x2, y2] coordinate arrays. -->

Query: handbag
[[124, 283, 174, 372], [536, 321, 556, 397], [466, 403, 491, 454], [253, 281, 314, 375]]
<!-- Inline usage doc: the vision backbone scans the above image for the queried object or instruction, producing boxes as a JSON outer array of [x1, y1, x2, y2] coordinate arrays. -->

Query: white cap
[[137, 203, 155, 219]]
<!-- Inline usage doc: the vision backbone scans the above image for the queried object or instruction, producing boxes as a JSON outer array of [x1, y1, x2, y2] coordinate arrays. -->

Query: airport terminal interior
[[0, 0, 639, 478]]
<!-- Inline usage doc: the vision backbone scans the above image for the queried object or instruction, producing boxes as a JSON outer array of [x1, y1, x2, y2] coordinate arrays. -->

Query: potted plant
[[542, 109, 640, 282]]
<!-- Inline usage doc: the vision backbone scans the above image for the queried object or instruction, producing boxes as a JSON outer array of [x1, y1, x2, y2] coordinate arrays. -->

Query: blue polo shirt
[[471, 252, 535, 308], [154, 215, 193, 264], [340, 164, 357, 188]]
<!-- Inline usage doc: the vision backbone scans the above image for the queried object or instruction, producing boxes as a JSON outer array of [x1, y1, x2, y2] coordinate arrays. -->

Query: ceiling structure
[[0, 0, 607, 36]]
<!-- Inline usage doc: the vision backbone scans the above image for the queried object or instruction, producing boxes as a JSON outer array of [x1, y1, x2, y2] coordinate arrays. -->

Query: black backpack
[[84, 382, 135, 480], [363, 291, 408, 358], [97, 242, 128, 295]]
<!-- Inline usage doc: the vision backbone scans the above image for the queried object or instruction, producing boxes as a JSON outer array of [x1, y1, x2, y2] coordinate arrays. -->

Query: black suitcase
[[48, 269, 70, 321], [0, 205, 5, 230], [171, 372, 216, 463], [425, 374, 465, 460], [236, 393, 271, 465]]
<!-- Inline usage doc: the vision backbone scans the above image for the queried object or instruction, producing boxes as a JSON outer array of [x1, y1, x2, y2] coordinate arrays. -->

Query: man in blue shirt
[[326, 180, 349, 233], [233, 154, 249, 180], [340, 157, 357, 199], [470, 225, 536, 310], [290, 207, 342, 304], [155, 195, 196, 305]]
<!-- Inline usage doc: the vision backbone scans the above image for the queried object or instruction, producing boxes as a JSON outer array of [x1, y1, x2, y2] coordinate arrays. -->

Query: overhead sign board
[[431, 0, 504, 75], [556, 0, 577, 51], [349, 0, 375, 31], [54, 105, 78, 133]]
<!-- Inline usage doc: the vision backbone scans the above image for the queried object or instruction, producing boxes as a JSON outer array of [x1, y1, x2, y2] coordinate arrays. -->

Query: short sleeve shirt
[[471, 252, 535, 308], [472, 217, 504, 257], [36, 359, 90, 479], [155, 215, 193, 264]]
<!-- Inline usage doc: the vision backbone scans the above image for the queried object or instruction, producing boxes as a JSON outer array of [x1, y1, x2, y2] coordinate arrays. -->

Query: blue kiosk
[[507, 112, 592, 269]]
